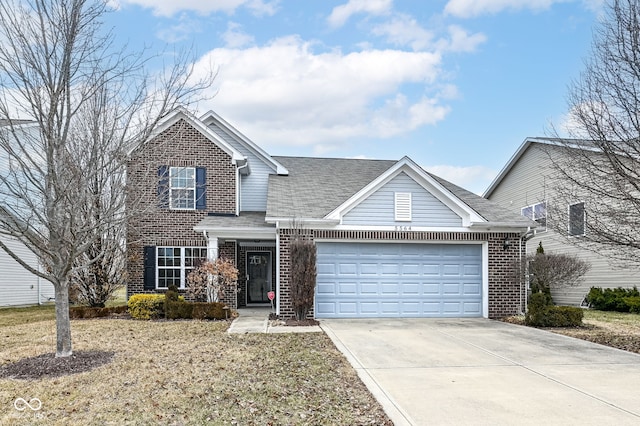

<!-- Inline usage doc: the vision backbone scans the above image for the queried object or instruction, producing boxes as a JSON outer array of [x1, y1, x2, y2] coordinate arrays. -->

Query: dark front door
[[246, 251, 271, 304]]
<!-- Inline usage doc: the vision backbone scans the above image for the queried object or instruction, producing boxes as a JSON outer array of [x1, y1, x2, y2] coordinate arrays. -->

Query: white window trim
[[568, 201, 586, 237], [521, 201, 547, 232], [156, 246, 207, 289], [395, 192, 412, 222], [169, 166, 196, 211]]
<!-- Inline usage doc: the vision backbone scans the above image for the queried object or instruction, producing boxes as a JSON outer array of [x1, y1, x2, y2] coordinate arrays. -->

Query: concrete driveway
[[321, 318, 640, 426]]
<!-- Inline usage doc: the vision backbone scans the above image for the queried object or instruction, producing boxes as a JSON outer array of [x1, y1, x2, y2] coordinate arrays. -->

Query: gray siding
[[208, 123, 275, 212], [488, 143, 640, 306], [0, 236, 54, 307], [342, 172, 463, 227]]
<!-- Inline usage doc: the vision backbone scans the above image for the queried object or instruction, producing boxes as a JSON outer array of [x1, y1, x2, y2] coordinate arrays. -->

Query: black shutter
[[158, 165, 169, 209], [195, 167, 206, 210], [143, 246, 156, 290]]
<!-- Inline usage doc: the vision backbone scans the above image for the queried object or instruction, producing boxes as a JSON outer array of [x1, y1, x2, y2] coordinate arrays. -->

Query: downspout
[[520, 227, 536, 314], [275, 222, 280, 316], [235, 159, 249, 216]]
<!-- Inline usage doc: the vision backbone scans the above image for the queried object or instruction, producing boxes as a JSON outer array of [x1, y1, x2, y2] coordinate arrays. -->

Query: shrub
[[128, 294, 165, 320], [165, 299, 193, 320], [290, 238, 317, 320], [192, 302, 228, 320], [526, 292, 583, 327], [69, 305, 127, 319], [624, 296, 640, 314], [586, 286, 640, 312]]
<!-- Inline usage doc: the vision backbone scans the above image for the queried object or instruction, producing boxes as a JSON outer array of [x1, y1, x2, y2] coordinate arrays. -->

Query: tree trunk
[[54, 282, 72, 357]]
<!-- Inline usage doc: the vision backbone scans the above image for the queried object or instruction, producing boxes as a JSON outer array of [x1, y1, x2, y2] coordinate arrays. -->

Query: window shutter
[[143, 246, 156, 290], [157, 166, 169, 209], [195, 167, 206, 210], [395, 192, 412, 221]]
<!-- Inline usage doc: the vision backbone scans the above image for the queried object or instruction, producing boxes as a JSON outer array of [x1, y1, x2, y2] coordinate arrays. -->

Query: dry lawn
[[1, 316, 391, 425], [549, 309, 640, 354]]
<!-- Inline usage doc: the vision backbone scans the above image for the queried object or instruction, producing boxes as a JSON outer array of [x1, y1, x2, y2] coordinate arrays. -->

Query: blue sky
[[108, 0, 603, 194]]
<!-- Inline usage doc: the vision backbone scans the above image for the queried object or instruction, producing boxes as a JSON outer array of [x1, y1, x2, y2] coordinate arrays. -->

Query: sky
[[107, 0, 604, 194]]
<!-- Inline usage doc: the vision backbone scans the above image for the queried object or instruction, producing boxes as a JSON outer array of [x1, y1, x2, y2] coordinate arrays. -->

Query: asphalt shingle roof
[[267, 156, 396, 219], [267, 156, 534, 227]]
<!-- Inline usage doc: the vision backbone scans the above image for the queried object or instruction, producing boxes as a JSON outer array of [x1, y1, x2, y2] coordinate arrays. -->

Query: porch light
[[503, 237, 511, 251]]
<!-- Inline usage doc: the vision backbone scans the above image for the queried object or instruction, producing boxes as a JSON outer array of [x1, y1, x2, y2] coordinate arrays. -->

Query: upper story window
[[395, 192, 412, 222], [158, 165, 206, 210], [568, 202, 586, 236], [521, 201, 546, 231], [170, 167, 195, 210]]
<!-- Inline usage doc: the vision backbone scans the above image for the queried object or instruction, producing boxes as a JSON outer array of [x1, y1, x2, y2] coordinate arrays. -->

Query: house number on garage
[[395, 225, 412, 231]]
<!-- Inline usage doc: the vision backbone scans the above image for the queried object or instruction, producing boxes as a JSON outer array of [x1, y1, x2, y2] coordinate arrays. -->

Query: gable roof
[[266, 156, 534, 228], [325, 156, 485, 226], [483, 136, 597, 198], [200, 110, 288, 175], [266, 156, 396, 220], [128, 107, 246, 162]]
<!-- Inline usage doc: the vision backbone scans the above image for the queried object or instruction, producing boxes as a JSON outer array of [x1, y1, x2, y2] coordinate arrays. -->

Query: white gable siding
[[0, 237, 54, 307], [342, 172, 463, 227], [208, 123, 276, 211], [488, 143, 640, 306]]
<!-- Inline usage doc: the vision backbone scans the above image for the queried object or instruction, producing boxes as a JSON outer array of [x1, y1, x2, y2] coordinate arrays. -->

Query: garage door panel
[[338, 282, 357, 295], [315, 243, 482, 318]]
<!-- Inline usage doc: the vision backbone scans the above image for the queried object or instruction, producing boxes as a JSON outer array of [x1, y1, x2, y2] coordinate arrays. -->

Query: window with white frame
[[395, 192, 412, 221], [157, 247, 207, 289], [568, 202, 586, 236], [521, 201, 547, 231], [169, 167, 196, 210]]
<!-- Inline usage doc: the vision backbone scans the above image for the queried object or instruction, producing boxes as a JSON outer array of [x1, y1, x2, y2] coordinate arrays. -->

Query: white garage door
[[315, 242, 483, 318]]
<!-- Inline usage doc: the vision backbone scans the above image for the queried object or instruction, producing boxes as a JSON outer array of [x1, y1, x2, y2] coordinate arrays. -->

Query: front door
[[246, 251, 271, 304]]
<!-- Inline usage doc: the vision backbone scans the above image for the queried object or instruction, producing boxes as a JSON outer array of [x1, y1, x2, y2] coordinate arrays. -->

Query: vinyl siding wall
[[342, 172, 463, 227], [207, 123, 275, 212], [0, 237, 54, 307], [487, 143, 640, 306]]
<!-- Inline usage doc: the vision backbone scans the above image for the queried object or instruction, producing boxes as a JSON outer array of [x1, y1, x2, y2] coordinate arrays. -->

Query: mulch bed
[[283, 319, 320, 326], [0, 350, 115, 380]]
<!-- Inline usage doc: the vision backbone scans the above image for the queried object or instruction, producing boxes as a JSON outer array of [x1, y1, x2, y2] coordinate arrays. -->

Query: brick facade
[[278, 229, 526, 319], [126, 118, 238, 306]]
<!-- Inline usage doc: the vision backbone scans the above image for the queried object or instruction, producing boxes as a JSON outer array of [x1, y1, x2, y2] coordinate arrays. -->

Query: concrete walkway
[[227, 307, 322, 334], [321, 318, 640, 426]]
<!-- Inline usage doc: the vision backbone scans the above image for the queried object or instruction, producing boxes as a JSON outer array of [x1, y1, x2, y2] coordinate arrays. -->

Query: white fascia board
[[469, 222, 536, 234], [133, 107, 245, 162], [324, 156, 484, 226], [264, 216, 341, 227], [200, 110, 289, 175], [193, 226, 276, 240]]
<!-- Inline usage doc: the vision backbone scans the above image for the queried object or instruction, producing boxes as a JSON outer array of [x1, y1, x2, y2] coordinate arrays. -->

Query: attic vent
[[395, 192, 412, 222]]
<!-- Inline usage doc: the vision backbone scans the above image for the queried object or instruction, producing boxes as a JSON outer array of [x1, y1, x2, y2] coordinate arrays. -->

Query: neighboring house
[[484, 137, 640, 306], [0, 236, 54, 307], [126, 108, 535, 319]]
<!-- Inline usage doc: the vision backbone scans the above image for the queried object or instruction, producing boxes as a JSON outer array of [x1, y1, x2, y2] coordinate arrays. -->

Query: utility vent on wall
[[395, 192, 412, 221]]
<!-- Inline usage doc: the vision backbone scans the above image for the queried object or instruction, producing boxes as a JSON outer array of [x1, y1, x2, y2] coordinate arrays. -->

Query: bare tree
[[548, 0, 640, 263], [0, 0, 211, 357]]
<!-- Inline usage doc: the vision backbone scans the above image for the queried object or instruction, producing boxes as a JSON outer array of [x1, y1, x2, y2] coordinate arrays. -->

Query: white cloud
[[155, 13, 202, 43], [371, 13, 434, 51], [191, 36, 449, 151], [371, 15, 486, 53], [440, 25, 487, 52], [221, 22, 255, 48], [424, 164, 498, 195], [327, 0, 393, 28], [444, 0, 562, 18], [119, 0, 279, 17]]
